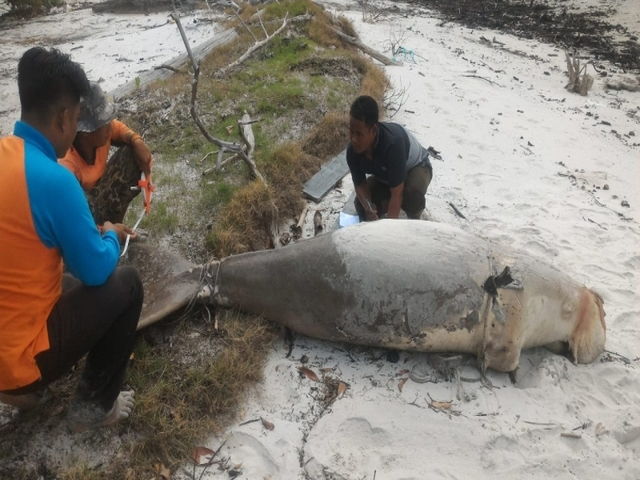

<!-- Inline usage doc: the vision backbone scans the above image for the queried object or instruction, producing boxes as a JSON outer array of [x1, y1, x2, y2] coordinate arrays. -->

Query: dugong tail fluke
[[206, 220, 605, 372]]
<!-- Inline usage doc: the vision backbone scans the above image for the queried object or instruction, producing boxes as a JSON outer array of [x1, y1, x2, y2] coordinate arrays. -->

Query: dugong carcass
[[139, 220, 606, 372]]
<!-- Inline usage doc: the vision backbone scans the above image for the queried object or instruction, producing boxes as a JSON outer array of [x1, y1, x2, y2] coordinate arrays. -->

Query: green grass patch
[[145, 201, 179, 234]]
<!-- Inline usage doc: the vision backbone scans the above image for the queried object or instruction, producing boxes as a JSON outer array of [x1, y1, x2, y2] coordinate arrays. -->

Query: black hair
[[18, 47, 90, 119], [350, 95, 379, 126]]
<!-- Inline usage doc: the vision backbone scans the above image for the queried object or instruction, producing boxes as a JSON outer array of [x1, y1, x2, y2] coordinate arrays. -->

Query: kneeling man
[[347, 95, 433, 221]]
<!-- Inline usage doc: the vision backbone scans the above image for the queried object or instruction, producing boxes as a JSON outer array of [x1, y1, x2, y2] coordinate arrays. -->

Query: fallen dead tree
[[329, 25, 401, 66]]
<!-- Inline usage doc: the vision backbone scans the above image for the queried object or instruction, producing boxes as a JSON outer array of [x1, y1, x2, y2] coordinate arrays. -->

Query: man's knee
[[109, 266, 144, 309]]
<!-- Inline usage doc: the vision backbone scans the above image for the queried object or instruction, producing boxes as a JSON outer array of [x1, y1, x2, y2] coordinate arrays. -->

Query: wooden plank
[[303, 150, 350, 202]]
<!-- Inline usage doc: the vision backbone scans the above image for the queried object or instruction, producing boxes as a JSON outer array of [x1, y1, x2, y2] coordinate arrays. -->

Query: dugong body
[[211, 220, 605, 372]]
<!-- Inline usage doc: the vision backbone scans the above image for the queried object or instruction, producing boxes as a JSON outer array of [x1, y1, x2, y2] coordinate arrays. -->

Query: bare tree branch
[[237, 111, 265, 182], [170, 12, 267, 184], [329, 25, 401, 66], [154, 64, 185, 74], [258, 12, 269, 39], [217, 12, 298, 78]]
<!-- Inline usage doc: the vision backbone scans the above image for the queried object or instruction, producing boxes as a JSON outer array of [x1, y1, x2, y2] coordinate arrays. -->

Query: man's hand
[[355, 183, 379, 222], [365, 207, 379, 221], [102, 221, 136, 244], [132, 137, 153, 179]]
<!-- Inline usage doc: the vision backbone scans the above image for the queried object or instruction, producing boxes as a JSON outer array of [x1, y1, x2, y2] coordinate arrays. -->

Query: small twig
[[461, 74, 500, 86], [200, 151, 217, 164], [239, 418, 261, 426], [258, 12, 269, 39], [523, 420, 558, 426], [584, 217, 608, 231], [604, 349, 632, 364], [197, 440, 227, 480], [560, 432, 582, 439], [448, 202, 467, 220]]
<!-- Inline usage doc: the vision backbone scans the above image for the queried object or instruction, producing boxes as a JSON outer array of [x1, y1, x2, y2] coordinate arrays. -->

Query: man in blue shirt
[[0, 47, 143, 432], [347, 95, 433, 221]]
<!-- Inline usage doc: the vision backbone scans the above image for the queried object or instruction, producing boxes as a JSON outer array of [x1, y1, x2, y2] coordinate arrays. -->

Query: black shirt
[[347, 122, 431, 188]]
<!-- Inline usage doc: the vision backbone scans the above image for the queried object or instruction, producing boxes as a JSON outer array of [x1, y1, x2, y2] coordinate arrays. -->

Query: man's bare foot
[[68, 390, 135, 433]]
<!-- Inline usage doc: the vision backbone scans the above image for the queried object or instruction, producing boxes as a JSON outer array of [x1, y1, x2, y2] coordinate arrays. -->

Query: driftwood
[[605, 78, 640, 92], [329, 26, 401, 66], [565, 51, 594, 96], [236, 112, 264, 182], [171, 13, 267, 185]]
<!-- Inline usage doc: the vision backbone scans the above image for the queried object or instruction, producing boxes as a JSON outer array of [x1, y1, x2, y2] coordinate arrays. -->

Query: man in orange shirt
[[59, 83, 153, 224], [0, 48, 143, 431]]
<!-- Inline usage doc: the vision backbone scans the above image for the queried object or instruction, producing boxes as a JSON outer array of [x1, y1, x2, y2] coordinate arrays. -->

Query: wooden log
[[329, 26, 401, 66]]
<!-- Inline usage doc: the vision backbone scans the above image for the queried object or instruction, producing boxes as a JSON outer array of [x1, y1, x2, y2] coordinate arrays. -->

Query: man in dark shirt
[[347, 95, 432, 221]]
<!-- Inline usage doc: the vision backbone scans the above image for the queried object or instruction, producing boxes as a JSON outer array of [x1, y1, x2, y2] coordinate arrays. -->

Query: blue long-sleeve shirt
[[16, 121, 120, 285]]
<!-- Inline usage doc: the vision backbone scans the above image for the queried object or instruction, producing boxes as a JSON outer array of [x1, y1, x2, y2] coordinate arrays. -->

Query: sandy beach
[[181, 1, 640, 478], [0, 0, 638, 478]]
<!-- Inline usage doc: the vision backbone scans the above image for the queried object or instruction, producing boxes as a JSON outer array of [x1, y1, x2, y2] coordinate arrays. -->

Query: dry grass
[[127, 311, 276, 475], [337, 15, 358, 38], [262, 142, 322, 219], [198, 0, 389, 258], [208, 181, 276, 256], [1, 2, 390, 478], [302, 111, 350, 159]]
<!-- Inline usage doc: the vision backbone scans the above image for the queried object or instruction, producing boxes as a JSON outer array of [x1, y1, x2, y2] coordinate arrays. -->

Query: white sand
[[0, 2, 224, 135], [1, 0, 638, 478], [183, 1, 640, 479]]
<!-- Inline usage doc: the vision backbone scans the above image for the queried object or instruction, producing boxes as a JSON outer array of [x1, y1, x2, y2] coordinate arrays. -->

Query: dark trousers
[[87, 146, 141, 224], [2, 266, 143, 412], [355, 164, 433, 220]]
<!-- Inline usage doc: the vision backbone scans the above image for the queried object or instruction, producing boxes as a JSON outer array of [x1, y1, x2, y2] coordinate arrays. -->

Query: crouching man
[[0, 47, 143, 431], [347, 95, 433, 221]]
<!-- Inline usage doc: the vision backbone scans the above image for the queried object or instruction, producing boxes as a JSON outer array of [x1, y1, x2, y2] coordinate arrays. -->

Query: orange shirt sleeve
[[58, 148, 84, 185], [110, 119, 137, 145]]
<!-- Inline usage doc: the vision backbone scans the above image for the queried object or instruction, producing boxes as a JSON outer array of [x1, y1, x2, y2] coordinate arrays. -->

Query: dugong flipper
[[211, 220, 605, 372]]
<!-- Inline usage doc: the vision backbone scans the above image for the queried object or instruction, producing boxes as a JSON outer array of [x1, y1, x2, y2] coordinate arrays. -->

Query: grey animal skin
[[136, 220, 605, 372], [208, 220, 605, 372]]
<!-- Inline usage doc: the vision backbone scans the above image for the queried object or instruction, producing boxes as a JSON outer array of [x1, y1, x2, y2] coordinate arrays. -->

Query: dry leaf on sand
[[338, 381, 348, 397], [430, 400, 452, 410], [192, 446, 215, 465], [298, 366, 320, 382], [398, 377, 408, 392]]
